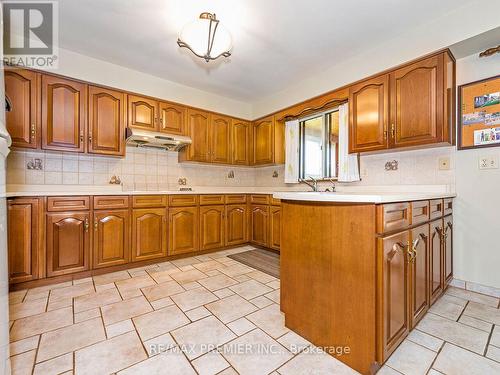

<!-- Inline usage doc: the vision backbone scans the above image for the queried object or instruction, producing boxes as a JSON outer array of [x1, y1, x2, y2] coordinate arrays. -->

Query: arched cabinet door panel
[[253, 118, 274, 165], [409, 224, 430, 328], [225, 204, 248, 246], [93, 210, 130, 268], [132, 208, 168, 262], [159, 102, 185, 135], [182, 109, 210, 162], [231, 120, 251, 165], [128, 95, 158, 131], [269, 206, 281, 251], [168, 207, 199, 255], [200, 205, 225, 250], [210, 115, 231, 164], [250, 204, 269, 247]]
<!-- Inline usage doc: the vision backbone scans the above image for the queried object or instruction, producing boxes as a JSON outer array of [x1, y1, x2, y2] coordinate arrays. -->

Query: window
[[299, 109, 339, 180]]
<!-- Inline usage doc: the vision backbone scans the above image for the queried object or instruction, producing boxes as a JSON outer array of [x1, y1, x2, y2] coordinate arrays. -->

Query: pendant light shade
[[177, 13, 232, 62]]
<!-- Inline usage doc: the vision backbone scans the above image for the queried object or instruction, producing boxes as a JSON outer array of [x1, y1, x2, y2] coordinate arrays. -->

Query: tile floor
[[7, 245, 500, 375]]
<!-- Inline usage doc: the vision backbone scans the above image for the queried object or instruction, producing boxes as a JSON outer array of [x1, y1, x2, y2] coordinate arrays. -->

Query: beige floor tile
[[429, 298, 465, 320], [218, 367, 239, 375], [26, 281, 72, 294], [486, 345, 500, 362], [213, 288, 235, 298], [172, 316, 236, 360], [93, 270, 131, 286], [264, 289, 280, 303], [192, 350, 230, 375], [433, 342, 500, 374], [142, 280, 185, 301], [74, 307, 101, 323], [246, 304, 289, 339], [438, 293, 469, 307], [376, 366, 403, 374], [33, 353, 73, 375], [9, 290, 27, 305], [46, 296, 73, 312], [74, 287, 122, 313], [386, 339, 436, 375], [250, 295, 274, 309], [133, 305, 190, 341], [185, 306, 212, 321], [73, 276, 93, 285], [148, 269, 175, 284], [9, 298, 47, 320], [246, 270, 277, 284], [194, 260, 224, 272], [267, 280, 281, 290], [49, 282, 95, 301], [151, 296, 175, 310], [219, 264, 254, 277], [95, 282, 117, 292], [463, 301, 500, 325], [106, 319, 135, 338], [406, 329, 443, 351], [226, 317, 257, 336], [229, 279, 273, 300], [195, 254, 215, 262], [171, 287, 218, 311], [172, 257, 201, 267], [458, 314, 493, 332], [170, 269, 208, 284], [205, 270, 221, 277], [277, 331, 311, 354], [182, 281, 203, 290], [417, 313, 489, 354], [446, 287, 499, 308], [75, 331, 147, 375], [36, 317, 106, 362], [223, 329, 292, 375], [198, 274, 239, 291], [143, 332, 177, 356], [179, 265, 196, 272], [279, 348, 358, 375], [116, 274, 156, 299], [9, 335, 39, 356], [233, 274, 251, 282], [23, 289, 50, 302], [101, 295, 153, 325], [491, 326, 500, 347], [10, 306, 73, 342], [117, 349, 196, 375], [10, 349, 36, 375], [206, 294, 257, 323]]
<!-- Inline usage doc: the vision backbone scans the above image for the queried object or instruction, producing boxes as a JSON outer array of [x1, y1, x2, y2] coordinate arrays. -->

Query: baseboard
[[450, 278, 500, 299]]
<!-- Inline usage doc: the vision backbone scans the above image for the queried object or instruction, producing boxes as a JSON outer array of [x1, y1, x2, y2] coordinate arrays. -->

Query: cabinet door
[[250, 204, 269, 247], [269, 206, 281, 251], [128, 95, 158, 131], [88, 86, 125, 156], [225, 204, 247, 246], [253, 117, 274, 165], [159, 102, 185, 135], [349, 74, 389, 153], [42, 75, 87, 152], [443, 215, 453, 286], [391, 54, 443, 148], [409, 224, 429, 328], [169, 207, 199, 255], [210, 115, 231, 164], [430, 219, 443, 304], [232, 120, 251, 165], [5, 69, 40, 149], [200, 205, 225, 250], [7, 198, 42, 283], [131, 208, 168, 262], [378, 230, 409, 359], [46, 212, 90, 277], [184, 109, 210, 162], [93, 210, 130, 268]]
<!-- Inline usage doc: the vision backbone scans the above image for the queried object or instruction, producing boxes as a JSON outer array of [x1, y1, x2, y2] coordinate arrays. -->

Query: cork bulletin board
[[458, 74, 500, 150]]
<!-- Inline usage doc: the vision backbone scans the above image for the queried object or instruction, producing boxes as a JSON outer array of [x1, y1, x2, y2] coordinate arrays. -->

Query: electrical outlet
[[438, 157, 450, 170], [479, 155, 499, 170]]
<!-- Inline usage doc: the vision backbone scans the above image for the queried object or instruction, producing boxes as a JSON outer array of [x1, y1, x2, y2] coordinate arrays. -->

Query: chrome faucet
[[301, 176, 319, 192]]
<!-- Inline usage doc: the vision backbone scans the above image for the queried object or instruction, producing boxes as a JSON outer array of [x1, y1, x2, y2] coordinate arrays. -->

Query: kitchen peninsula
[[274, 191, 455, 374]]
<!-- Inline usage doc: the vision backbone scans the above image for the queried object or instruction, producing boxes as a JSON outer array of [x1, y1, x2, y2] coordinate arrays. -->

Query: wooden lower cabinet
[[200, 206, 225, 250], [429, 219, 443, 304], [169, 207, 199, 256], [7, 198, 42, 283], [409, 224, 430, 328], [93, 210, 130, 268], [131, 208, 168, 262], [378, 231, 410, 359], [225, 204, 247, 246], [269, 206, 281, 251], [46, 212, 90, 277], [250, 204, 269, 247], [443, 215, 453, 286]]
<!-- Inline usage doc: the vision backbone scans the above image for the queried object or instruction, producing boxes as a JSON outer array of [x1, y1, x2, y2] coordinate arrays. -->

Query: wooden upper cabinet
[[378, 230, 409, 359], [391, 54, 443, 148], [430, 219, 443, 304], [349, 74, 389, 153], [93, 210, 130, 268], [88, 86, 126, 156], [46, 212, 90, 277], [250, 204, 269, 247], [269, 206, 281, 251], [225, 204, 247, 246], [443, 215, 453, 285], [410, 224, 429, 328], [131, 208, 168, 262], [169, 207, 199, 255], [253, 117, 274, 165], [182, 109, 210, 162], [159, 102, 185, 135], [210, 115, 231, 164], [41, 75, 87, 152], [232, 120, 251, 165], [7, 198, 42, 283], [128, 95, 158, 131], [5, 68, 40, 149], [199, 205, 225, 250]]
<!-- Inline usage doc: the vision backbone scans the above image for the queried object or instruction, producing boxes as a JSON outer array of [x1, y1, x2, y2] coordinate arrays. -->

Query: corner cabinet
[[252, 117, 284, 165], [231, 120, 252, 165]]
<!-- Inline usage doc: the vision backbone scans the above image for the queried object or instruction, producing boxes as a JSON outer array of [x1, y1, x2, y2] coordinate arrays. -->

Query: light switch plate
[[438, 157, 450, 170], [479, 155, 499, 169]]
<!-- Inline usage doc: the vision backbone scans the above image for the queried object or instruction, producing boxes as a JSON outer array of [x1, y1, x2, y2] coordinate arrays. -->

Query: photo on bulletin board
[[458, 74, 500, 150]]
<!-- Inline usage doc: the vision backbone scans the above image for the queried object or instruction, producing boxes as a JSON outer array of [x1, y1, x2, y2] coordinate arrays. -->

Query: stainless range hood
[[126, 128, 192, 151]]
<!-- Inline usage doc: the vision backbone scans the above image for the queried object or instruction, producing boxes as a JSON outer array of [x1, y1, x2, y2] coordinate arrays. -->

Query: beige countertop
[[273, 191, 456, 203]]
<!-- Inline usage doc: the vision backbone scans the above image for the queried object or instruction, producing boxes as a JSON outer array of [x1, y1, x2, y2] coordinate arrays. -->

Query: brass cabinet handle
[[383, 130, 388, 140], [94, 219, 98, 230], [391, 123, 396, 138], [80, 134, 84, 143], [88, 136, 92, 143], [30, 123, 36, 139], [410, 238, 420, 263], [84, 218, 89, 232]]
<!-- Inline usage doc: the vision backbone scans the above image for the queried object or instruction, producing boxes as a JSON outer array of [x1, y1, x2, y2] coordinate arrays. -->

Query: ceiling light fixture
[[177, 12, 232, 62]]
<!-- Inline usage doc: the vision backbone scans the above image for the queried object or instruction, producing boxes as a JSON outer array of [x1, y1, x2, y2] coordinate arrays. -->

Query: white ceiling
[[60, 0, 486, 103]]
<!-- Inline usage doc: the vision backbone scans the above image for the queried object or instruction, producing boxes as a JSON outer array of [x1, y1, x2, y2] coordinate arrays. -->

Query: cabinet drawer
[[429, 199, 443, 219], [443, 198, 453, 216], [199, 195, 225, 206], [225, 194, 247, 204], [411, 200, 429, 225], [47, 196, 90, 212], [250, 194, 270, 205], [270, 197, 281, 206], [93, 196, 130, 210], [132, 195, 167, 208], [377, 202, 410, 234], [168, 195, 199, 207]]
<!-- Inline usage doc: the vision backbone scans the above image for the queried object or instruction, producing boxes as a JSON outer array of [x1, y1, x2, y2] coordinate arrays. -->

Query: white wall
[[454, 52, 500, 289]]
